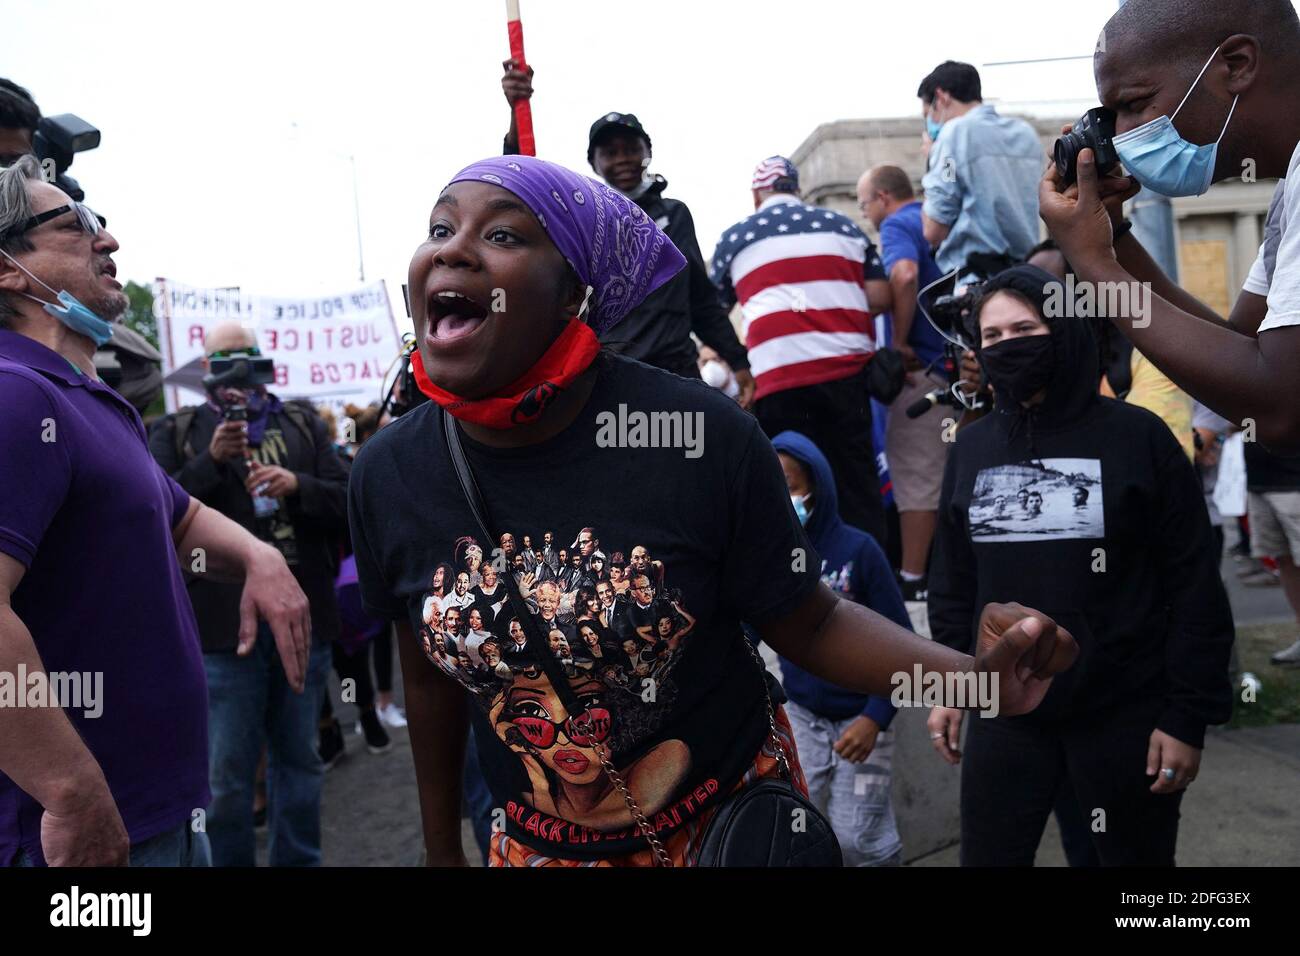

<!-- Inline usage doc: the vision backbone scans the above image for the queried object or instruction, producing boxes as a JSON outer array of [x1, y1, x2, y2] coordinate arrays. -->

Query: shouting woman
[[348, 155, 1076, 867]]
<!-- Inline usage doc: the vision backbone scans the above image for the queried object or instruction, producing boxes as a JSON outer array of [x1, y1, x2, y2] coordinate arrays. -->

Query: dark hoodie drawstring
[[1001, 403, 1041, 456]]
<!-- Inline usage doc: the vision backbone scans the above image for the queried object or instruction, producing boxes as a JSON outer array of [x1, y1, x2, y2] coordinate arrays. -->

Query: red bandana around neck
[[411, 318, 601, 429]]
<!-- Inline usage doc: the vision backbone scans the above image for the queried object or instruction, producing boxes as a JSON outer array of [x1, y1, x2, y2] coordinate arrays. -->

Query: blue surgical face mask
[[926, 116, 944, 141], [1113, 45, 1239, 198], [0, 249, 115, 346], [791, 493, 812, 526]]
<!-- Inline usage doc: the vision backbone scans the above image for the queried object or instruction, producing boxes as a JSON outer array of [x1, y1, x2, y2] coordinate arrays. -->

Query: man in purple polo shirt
[[0, 155, 312, 867]]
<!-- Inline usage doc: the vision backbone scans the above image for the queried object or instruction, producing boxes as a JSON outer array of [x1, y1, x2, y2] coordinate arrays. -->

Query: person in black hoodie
[[501, 62, 753, 398], [926, 265, 1233, 867]]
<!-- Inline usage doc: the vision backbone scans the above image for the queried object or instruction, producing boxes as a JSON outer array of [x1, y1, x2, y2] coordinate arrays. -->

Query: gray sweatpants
[[786, 700, 902, 866]]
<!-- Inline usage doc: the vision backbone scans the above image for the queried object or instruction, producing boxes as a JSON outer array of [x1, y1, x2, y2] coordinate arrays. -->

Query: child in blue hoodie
[[770, 431, 912, 866]]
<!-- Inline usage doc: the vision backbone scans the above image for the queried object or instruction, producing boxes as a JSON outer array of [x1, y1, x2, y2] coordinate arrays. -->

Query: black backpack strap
[[172, 406, 199, 461], [281, 400, 318, 452]]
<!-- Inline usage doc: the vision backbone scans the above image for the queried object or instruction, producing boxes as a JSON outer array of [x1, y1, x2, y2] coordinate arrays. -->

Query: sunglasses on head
[[207, 346, 263, 359]]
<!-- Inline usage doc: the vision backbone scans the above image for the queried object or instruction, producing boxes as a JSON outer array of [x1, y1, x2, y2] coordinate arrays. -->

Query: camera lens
[[1054, 131, 1083, 183]]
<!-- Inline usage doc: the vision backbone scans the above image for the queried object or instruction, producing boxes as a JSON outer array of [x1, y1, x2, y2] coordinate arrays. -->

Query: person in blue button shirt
[[770, 430, 910, 866], [917, 61, 1043, 281], [860, 165, 951, 598]]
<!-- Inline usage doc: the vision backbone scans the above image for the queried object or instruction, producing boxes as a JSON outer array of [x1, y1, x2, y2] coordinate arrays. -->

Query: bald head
[[205, 321, 257, 356], [1104, 0, 1298, 69], [857, 165, 914, 229], [1095, 0, 1300, 182]]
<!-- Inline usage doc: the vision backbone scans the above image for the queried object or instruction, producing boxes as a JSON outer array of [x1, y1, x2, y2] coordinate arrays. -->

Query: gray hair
[[0, 155, 42, 324], [0, 154, 42, 255]]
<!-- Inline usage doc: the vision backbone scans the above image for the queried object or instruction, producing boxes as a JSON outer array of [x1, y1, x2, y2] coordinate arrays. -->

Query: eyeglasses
[[8, 202, 106, 240], [509, 701, 611, 749], [207, 346, 263, 359]]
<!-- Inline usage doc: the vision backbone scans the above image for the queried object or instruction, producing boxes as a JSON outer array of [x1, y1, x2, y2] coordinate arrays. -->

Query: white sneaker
[[376, 702, 408, 728], [1270, 638, 1300, 667]]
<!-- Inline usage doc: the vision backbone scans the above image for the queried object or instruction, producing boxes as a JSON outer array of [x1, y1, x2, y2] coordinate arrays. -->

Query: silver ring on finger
[[1161, 767, 1176, 781]]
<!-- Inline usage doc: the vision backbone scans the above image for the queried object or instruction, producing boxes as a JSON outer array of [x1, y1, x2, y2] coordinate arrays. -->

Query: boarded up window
[[1179, 240, 1231, 318]]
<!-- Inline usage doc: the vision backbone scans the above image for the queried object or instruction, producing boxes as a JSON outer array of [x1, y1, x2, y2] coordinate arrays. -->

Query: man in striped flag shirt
[[710, 156, 893, 543]]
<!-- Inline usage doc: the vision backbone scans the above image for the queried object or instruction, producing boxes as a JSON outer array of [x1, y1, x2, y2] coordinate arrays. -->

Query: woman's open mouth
[[427, 289, 490, 343]]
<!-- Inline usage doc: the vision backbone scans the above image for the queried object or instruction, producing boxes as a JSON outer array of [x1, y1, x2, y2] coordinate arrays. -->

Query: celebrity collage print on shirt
[[417, 529, 697, 829]]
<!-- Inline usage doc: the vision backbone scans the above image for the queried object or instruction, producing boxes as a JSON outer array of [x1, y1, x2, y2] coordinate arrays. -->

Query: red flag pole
[[505, 0, 535, 156]]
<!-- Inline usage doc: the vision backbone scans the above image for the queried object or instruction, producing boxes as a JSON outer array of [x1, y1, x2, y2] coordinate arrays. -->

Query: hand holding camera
[[209, 419, 249, 464], [1041, 110, 1142, 272]]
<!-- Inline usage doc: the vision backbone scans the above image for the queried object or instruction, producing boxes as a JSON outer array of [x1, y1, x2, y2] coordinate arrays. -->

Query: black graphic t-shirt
[[348, 353, 820, 859]]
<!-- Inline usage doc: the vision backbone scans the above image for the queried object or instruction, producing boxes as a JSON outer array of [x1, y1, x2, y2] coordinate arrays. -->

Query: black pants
[[960, 702, 1184, 866], [754, 374, 885, 546]]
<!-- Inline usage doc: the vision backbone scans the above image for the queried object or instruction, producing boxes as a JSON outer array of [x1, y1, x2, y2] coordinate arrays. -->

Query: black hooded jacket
[[593, 175, 750, 376], [927, 267, 1233, 746]]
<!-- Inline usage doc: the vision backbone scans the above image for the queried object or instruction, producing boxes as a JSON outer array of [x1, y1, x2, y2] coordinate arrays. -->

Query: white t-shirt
[[1259, 142, 1300, 332]]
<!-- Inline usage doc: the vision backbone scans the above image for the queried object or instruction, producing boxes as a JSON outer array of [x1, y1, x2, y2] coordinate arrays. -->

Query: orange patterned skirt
[[488, 705, 808, 867]]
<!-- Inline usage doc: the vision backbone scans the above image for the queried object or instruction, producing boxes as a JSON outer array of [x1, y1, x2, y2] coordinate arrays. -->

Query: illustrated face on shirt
[[508, 619, 526, 647], [414, 525, 697, 832], [424, 601, 443, 632], [535, 582, 561, 619], [629, 575, 655, 608], [498, 674, 609, 785], [548, 629, 571, 658], [444, 607, 462, 635], [579, 624, 602, 653], [430, 565, 449, 594]]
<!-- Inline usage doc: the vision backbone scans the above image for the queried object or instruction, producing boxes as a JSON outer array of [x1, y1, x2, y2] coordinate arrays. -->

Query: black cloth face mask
[[978, 334, 1055, 405]]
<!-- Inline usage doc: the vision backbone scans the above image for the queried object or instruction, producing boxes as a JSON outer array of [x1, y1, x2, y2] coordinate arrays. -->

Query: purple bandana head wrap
[[446, 155, 686, 335]]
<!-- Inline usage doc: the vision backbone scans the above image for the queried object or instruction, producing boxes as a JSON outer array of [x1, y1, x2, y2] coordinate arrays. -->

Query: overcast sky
[[6, 0, 1162, 320]]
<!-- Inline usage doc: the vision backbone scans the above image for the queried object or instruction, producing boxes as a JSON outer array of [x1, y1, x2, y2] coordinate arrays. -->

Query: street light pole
[[349, 153, 365, 283]]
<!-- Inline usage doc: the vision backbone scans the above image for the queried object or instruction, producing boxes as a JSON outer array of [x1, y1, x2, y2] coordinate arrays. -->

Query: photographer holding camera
[[918, 61, 1044, 283], [149, 322, 350, 867], [1041, 0, 1300, 452], [0, 157, 310, 867]]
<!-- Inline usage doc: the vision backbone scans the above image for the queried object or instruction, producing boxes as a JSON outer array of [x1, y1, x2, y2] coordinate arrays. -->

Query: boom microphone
[[906, 389, 948, 420]]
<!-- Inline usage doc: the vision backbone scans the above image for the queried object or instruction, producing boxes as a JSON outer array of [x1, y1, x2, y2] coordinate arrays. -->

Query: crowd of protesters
[[3, 0, 1300, 870]]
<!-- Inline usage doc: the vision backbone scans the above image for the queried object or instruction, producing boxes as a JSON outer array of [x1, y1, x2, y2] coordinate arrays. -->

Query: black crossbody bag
[[441, 410, 841, 867]]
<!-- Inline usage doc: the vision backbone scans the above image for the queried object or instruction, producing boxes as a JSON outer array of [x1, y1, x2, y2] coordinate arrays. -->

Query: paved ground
[[287, 522, 1299, 867]]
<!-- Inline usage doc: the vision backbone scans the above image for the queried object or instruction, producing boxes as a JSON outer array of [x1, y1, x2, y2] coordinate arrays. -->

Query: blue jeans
[[786, 700, 903, 866], [203, 626, 332, 866], [11, 821, 211, 867]]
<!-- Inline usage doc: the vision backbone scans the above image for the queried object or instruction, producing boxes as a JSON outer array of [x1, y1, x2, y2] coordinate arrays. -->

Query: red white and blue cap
[[751, 155, 799, 193]]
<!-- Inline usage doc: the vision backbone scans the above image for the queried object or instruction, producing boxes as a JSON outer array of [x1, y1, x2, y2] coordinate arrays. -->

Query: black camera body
[[202, 352, 276, 422], [1055, 107, 1120, 187], [33, 113, 100, 202]]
